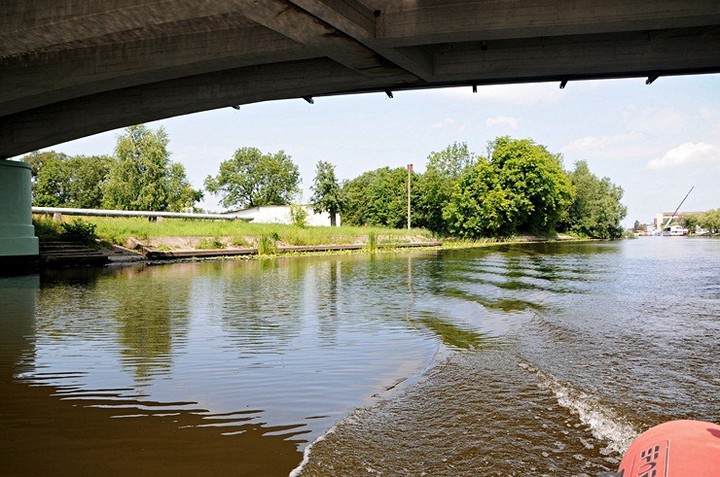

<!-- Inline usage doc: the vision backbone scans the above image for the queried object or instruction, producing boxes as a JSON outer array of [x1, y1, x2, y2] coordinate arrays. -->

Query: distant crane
[[661, 186, 694, 230]]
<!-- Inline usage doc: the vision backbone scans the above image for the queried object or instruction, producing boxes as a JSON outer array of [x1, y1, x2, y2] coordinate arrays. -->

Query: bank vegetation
[[25, 125, 628, 247]]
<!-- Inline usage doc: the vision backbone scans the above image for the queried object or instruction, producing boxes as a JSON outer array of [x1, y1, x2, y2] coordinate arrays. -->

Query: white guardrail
[[32, 207, 253, 221]]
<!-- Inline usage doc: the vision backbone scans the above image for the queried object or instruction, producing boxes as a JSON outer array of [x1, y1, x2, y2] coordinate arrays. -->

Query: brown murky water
[[1, 239, 719, 476]]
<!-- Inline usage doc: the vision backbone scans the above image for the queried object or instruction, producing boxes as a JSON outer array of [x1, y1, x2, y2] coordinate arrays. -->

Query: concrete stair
[[39, 241, 110, 267]]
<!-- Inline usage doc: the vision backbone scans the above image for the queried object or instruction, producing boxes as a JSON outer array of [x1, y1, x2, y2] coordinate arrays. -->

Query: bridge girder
[[1, 0, 719, 157]]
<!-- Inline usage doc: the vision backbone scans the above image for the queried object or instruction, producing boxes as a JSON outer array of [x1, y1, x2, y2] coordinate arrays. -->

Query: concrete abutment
[[0, 160, 39, 272]]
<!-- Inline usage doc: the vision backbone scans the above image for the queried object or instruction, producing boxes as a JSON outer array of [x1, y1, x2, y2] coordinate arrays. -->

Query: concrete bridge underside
[[1, 1, 720, 263], [2, 0, 720, 158]]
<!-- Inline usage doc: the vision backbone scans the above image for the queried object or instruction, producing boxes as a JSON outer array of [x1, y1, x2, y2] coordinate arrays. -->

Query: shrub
[[367, 230, 377, 252], [231, 235, 250, 247], [196, 237, 226, 249], [289, 205, 308, 228], [60, 219, 97, 244], [32, 216, 63, 240], [257, 235, 277, 255]]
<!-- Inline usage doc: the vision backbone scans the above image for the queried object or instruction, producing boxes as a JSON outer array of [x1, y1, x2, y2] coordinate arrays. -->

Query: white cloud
[[699, 107, 719, 120], [432, 117, 456, 129], [432, 83, 563, 105], [560, 132, 653, 160], [431, 117, 474, 133], [457, 121, 471, 133], [646, 142, 720, 170], [697, 107, 720, 138], [485, 116, 518, 129], [621, 106, 687, 133]]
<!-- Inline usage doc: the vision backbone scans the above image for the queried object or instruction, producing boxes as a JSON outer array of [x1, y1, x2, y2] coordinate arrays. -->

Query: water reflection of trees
[[441, 286, 546, 313], [397, 255, 499, 350], [29, 265, 194, 384], [429, 244, 610, 312], [416, 312, 495, 350], [214, 259, 304, 354], [103, 265, 192, 382], [309, 259, 341, 348], [0, 275, 39, 376], [427, 252, 544, 313]]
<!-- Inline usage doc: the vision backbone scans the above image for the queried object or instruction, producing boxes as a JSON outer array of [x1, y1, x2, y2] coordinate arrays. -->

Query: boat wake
[[288, 423, 337, 477], [518, 361, 638, 456]]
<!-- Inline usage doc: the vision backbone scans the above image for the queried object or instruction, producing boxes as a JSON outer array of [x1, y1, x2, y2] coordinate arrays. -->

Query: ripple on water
[[5, 240, 719, 476], [295, 349, 622, 477]]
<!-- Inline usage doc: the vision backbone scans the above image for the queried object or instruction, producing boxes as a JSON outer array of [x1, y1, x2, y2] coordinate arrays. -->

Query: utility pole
[[407, 164, 413, 229]]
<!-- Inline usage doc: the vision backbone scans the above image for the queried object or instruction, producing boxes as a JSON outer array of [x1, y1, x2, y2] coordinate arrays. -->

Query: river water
[[1, 238, 718, 476]]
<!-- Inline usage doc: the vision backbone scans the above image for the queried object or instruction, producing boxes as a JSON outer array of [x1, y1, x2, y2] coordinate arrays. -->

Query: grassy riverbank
[[33, 215, 588, 258], [34, 215, 436, 249]]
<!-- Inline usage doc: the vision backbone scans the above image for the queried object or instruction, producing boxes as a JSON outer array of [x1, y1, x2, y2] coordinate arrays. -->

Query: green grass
[[37, 216, 435, 248], [196, 237, 227, 249], [257, 235, 278, 255], [32, 216, 593, 258], [33, 216, 65, 241], [367, 230, 377, 251], [32, 216, 98, 245]]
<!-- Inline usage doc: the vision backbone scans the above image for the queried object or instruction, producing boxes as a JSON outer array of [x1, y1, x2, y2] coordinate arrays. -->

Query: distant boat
[[662, 225, 689, 236]]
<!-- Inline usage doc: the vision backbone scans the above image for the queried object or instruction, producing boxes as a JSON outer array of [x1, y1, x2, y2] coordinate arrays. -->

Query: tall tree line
[[26, 128, 627, 238], [25, 125, 202, 212], [340, 137, 627, 239], [684, 209, 720, 234]]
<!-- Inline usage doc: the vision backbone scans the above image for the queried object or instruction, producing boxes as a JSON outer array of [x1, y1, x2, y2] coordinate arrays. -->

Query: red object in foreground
[[617, 420, 720, 477]]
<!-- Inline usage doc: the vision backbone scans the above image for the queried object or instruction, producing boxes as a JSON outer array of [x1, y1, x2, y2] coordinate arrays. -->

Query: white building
[[227, 205, 340, 227], [653, 211, 703, 231]]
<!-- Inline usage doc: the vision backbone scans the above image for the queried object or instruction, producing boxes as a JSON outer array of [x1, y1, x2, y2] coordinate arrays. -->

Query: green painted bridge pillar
[[0, 160, 39, 271]]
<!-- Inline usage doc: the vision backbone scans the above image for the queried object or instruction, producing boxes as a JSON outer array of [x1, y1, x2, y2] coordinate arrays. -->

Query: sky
[[25, 73, 720, 227]]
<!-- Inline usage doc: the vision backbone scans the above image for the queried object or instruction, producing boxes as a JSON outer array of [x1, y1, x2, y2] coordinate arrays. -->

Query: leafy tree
[[705, 209, 720, 233], [442, 159, 507, 237], [23, 151, 112, 208], [64, 155, 113, 208], [683, 214, 699, 232], [166, 162, 204, 212], [414, 142, 476, 234], [425, 141, 477, 179], [341, 170, 372, 226], [104, 125, 170, 210], [32, 152, 71, 206], [489, 137, 574, 233], [310, 161, 343, 226], [561, 160, 626, 239], [690, 209, 720, 233], [103, 124, 201, 211], [632, 221, 648, 233], [342, 167, 409, 228], [443, 137, 574, 238], [24, 151, 69, 178], [289, 204, 309, 227], [204, 147, 300, 209]]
